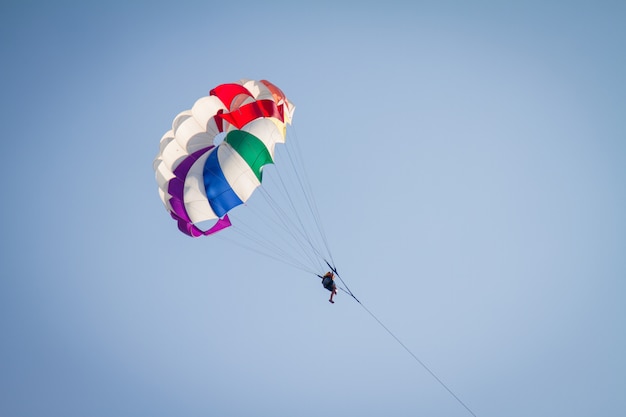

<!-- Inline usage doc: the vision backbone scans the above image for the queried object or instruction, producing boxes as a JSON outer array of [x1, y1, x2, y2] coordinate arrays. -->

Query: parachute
[[153, 79, 296, 238]]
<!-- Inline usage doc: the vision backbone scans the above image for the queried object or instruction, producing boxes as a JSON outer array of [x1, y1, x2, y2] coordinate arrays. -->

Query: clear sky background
[[1, 1, 625, 416]]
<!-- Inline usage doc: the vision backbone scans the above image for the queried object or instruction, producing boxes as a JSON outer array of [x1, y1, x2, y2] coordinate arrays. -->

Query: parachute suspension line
[[214, 227, 318, 275], [234, 223, 315, 273], [269, 154, 323, 257], [283, 127, 335, 264], [241, 193, 322, 272], [229, 197, 323, 274], [264, 171, 327, 269], [256, 184, 323, 260], [256, 190, 326, 273], [214, 213, 319, 274]]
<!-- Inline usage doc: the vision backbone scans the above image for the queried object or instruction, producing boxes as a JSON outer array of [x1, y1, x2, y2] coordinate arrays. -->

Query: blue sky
[[1, 1, 625, 416]]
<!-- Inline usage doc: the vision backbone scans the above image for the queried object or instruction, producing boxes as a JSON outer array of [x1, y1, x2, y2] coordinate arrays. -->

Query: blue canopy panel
[[203, 147, 243, 217]]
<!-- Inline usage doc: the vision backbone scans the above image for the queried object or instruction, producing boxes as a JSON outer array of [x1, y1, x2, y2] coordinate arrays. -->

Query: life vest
[[322, 276, 334, 290]]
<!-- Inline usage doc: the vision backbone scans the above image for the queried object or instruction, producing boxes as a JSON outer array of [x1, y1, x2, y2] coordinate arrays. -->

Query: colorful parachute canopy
[[153, 79, 295, 237]]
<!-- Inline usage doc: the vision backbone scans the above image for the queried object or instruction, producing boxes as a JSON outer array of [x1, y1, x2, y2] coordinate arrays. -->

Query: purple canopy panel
[[166, 145, 232, 237]]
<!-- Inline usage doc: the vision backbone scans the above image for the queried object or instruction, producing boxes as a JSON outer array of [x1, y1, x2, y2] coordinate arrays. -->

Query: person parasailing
[[321, 271, 337, 303]]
